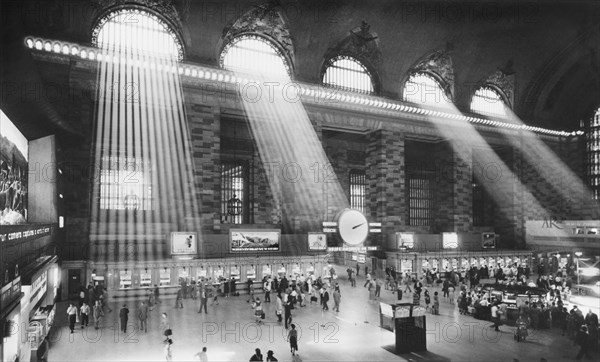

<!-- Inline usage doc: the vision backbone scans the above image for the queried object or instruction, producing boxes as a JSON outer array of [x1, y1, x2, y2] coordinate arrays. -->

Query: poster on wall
[[396, 232, 414, 249], [170, 232, 198, 255], [482, 233, 497, 248], [308, 233, 327, 250], [0, 110, 28, 225], [230, 229, 280, 251], [442, 232, 459, 249], [357, 253, 366, 264]]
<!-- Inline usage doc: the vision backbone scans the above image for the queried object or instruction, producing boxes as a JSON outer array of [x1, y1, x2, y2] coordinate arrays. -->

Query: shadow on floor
[[381, 344, 451, 361]]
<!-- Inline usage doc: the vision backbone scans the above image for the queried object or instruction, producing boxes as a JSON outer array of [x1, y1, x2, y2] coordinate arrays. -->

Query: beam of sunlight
[[90, 14, 199, 265], [500, 106, 599, 217], [422, 101, 557, 240], [233, 69, 349, 230]]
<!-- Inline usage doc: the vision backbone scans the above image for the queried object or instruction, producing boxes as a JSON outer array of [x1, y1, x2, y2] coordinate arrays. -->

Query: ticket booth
[[140, 269, 152, 288], [159, 268, 171, 286]]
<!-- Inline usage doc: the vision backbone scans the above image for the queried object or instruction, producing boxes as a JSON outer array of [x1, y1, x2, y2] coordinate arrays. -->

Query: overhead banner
[[327, 246, 378, 252], [0, 225, 52, 243]]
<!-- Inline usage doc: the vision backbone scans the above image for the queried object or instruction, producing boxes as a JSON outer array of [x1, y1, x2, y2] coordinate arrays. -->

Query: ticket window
[[277, 265, 286, 278], [140, 270, 152, 288], [197, 267, 208, 283], [231, 266, 241, 281], [431, 259, 439, 271], [461, 258, 469, 269], [246, 265, 257, 281], [292, 263, 301, 278], [262, 265, 272, 279], [451, 258, 458, 270], [442, 259, 449, 271], [400, 259, 412, 274], [178, 268, 190, 284], [306, 264, 315, 276], [119, 270, 132, 289], [214, 267, 225, 281], [160, 268, 171, 286], [422, 260, 430, 271]]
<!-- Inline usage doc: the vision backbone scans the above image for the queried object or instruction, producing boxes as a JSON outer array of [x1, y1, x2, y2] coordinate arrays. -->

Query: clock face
[[338, 209, 369, 246]]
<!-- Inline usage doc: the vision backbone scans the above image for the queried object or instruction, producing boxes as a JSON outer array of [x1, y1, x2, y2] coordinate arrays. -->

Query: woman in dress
[[288, 324, 298, 356]]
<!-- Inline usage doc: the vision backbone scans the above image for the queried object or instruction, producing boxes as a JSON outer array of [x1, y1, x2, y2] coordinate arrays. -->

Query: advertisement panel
[[230, 229, 280, 252], [170, 232, 198, 255]]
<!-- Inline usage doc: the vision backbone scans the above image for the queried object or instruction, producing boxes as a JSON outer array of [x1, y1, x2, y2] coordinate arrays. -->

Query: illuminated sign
[[442, 232, 458, 249]]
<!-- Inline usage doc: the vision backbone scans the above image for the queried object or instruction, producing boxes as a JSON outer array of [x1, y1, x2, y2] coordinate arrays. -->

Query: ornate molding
[[322, 21, 382, 93], [411, 50, 455, 101], [484, 69, 515, 108], [220, 1, 295, 74], [91, 0, 186, 59]]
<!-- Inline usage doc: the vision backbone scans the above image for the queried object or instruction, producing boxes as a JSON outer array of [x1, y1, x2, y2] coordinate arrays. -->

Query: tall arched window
[[220, 35, 291, 78], [92, 8, 183, 59], [587, 107, 600, 199], [322, 56, 374, 94], [403, 72, 450, 106], [470, 86, 507, 117]]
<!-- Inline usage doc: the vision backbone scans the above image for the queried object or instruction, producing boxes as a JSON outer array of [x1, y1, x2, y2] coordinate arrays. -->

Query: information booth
[[480, 284, 547, 326]]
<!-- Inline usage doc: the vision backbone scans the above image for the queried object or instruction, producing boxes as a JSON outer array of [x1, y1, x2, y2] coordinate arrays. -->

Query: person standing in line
[[164, 338, 173, 361], [67, 302, 78, 334], [93, 300, 104, 329], [198, 287, 208, 314], [288, 324, 299, 356], [119, 304, 129, 333], [574, 325, 592, 360], [333, 287, 341, 312], [193, 346, 208, 362], [80, 301, 90, 328], [139, 301, 149, 333]]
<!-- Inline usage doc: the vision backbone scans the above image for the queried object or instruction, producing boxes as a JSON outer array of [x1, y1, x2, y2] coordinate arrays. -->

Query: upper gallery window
[[92, 8, 183, 59], [322, 56, 374, 94], [470, 86, 507, 117], [403, 72, 450, 106], [587, 107, 600, 199], [220, 35, 291, 78]]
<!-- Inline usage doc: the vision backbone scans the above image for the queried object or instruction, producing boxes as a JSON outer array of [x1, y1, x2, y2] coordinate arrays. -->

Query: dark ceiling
[[1, 0, 599, 141]]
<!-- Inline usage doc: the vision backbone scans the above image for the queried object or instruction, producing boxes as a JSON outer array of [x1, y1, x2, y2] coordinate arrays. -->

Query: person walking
[[194, 347, 208, 362], [164, 338, 173, 361], [93, 300, 104, 329], [67, 302, 78, 334], [276, 293, 283, 322], [433, 291, 440, 315], [288, 324, 299, 356], [252, 297, 263, 324], [119, 304, 129, 333], [333, 287, 341, 312], [321, 287, 330, 311], [161, 313, 172, 341], [375, 278, 382, 298], [356, 263, 360, 277], [80, 301, 90, 328], [575, 325, 592, 360], [198, 288, 208, 314], [154, 284, 161, 305], [284, 299, 293, 329], [175, 289, 184, 309], [264, 278, 272, 303], [363, 273, 372, 288], [139, 301, 149, 333]]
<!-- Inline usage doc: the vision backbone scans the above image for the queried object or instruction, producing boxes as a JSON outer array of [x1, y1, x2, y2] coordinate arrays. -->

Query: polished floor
[[47, 266, 598, 362]]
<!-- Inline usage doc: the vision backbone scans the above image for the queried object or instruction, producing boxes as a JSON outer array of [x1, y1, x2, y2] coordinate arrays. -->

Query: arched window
[[587, 107, 600, 199], [220, 35, 291, 78], [403, 72, 450, 106], [92, 8, 183, 59], [470, 86, 507, 117], [322, 56, 374, 94]]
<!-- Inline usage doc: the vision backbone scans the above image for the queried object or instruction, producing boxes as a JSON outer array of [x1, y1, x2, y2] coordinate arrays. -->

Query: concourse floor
[[47, 266, 598, 362]]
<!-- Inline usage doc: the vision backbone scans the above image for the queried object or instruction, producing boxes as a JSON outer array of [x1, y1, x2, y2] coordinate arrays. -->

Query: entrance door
[[68, 269, 81, 300]]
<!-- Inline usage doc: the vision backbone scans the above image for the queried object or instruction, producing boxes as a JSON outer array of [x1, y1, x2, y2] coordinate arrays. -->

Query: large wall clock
[[337, 209, 369, 246]]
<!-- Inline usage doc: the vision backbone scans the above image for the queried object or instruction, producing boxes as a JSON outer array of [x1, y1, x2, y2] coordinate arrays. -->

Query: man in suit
[[321, 287, 330, 311], [138, 301, 149, 332], [119, 304, 129, 333], [198, 288, 208, 313]]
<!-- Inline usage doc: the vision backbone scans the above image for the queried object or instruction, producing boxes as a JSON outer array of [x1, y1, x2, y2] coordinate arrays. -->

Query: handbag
[[164, 328, 172, 336], [261, 311, 266, 319]]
